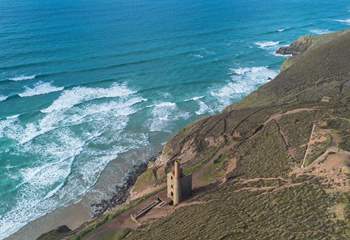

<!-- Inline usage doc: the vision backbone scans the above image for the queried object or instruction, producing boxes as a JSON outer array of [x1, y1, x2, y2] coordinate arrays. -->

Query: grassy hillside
[[38, 31, 350, 240]]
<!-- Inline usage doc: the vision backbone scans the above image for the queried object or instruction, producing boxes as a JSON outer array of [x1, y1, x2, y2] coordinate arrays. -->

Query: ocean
[[0, 0, 350, 238]]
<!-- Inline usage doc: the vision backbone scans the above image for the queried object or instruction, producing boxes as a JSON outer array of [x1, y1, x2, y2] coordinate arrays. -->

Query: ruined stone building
[[167, 161, 192, 205]]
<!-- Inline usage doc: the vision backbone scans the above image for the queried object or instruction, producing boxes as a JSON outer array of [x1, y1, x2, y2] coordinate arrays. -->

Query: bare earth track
[[38, 31, 350, 240]]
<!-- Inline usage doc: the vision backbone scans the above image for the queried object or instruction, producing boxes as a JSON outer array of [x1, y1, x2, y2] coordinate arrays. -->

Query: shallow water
[[0, 0, 350, 238]]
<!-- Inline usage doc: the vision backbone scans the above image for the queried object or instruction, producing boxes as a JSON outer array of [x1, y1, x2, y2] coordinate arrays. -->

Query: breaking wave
[[211, 66, 278, 106], [0, 95, 7, 102], [255, 41, 285, 57], [8, 75, 36, 81], [335, 19, 350, 25], [42, 83, 134, 113], [195, 99, 211, 115], [184, 96, 212, 115], [19, 82, 64, 97], [255, 41, 280, 49], [184, 96, 205, 102], [149, 102, 189, 132], [309, 28, 332, 35], [0, 83, 148, 239]]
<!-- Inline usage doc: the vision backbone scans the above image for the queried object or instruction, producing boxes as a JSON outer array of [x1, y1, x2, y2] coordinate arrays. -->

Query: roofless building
[[167, 160, 192, 205]]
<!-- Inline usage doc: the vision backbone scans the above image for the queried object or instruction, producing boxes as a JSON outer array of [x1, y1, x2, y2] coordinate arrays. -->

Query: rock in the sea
[[276, 30, 350, 71], [276, 31, 348, 57], [276, 36, 314, 56]]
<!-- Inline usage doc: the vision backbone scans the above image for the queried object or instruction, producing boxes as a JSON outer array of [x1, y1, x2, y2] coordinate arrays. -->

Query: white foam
[[83, 97, 145, 118], [0, 116, 20, 139], [19, 82, 64, 97], [255, 41, 280, 49], [21, 134, 84, 187], [55, 131, 148, 203], [195, 99, 211, 115], [273, 52, 292, 58], [272, 43, 292, 58], [42, 83, 134, 113], [255, 41, 284, 57], [211, 66, 278, 106], [0, 84, 142, 144], [6, 114, 19, 120], [335, 19, 350, 25], [309, 28, 332, 35], [0, 187, 55, 240], [184, 96, 205, 102], [0, 84, 145, 239], [12, 97, 144, 145], [192, 54, 204, 59], [184, 96, 212, 115], [149, 102, 189, 132], [152, 102, 177, 122], [0, 95, 7, 102], [0, 128, 88, 240], [9, 75, 36, 81], [16, 86, 146, 144], [44, 181, 65, 200], [277, 28, 286, 32]]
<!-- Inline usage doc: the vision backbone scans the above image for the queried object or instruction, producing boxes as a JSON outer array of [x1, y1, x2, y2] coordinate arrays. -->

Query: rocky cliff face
[[38, 30, 350, 240], [124, 30, 350, 240], [142, 29, 350, 183], [276, 30, 350, 71], [277, 35, 315, 56]]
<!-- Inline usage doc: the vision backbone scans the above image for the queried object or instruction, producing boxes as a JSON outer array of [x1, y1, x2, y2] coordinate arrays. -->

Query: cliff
[[276, 30, 350, 71], [38, 30, 350, 240]]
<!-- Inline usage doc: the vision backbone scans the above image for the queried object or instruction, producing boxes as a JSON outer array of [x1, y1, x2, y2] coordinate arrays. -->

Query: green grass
[[90, 229, 131, 240], [199, 154, 228, 183], [52, 30, 350, 240], [132, 168, 157, 193], [124, 178, 349, 240], [183, 160, 205, 176]]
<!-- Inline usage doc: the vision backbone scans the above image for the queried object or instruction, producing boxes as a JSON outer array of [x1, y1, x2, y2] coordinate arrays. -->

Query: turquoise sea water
[[1, 0, 350, 238]]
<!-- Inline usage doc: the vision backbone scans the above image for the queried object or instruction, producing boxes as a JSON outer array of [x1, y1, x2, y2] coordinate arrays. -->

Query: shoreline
[[90, 156, 155, 218], [6, 148, 160, 240], [4, 35, 298, 240], [4, 24, 350, 240], [4, 30, 318, 240]]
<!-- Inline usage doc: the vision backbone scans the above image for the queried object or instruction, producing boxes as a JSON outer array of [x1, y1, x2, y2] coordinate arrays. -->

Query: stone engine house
[[167, 161, 192, 205]]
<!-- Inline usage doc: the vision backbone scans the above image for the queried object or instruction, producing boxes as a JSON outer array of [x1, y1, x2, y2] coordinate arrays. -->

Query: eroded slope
[[39, 31, 350, 240]]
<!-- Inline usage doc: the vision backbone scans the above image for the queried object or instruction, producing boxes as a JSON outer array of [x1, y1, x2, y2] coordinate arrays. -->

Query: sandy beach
[[6, 147, 159, 240]]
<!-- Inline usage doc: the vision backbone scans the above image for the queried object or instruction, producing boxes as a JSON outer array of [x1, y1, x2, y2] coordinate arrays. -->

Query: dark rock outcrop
[[90, 161, 148, 217], [276, 30, 350, 71], [36, 226, 71, 240], [276, 36, 314, 56]]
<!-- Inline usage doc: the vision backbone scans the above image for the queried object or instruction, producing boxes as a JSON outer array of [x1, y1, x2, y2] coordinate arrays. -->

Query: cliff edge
[[38, 30, 350, 240]]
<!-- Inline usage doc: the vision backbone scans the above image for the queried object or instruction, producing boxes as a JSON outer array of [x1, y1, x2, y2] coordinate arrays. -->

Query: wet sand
[[6, 200, 91, 240]]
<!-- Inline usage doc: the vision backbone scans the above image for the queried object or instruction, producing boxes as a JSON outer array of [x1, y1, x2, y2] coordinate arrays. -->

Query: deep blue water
[[1, 0, 350, 238]]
